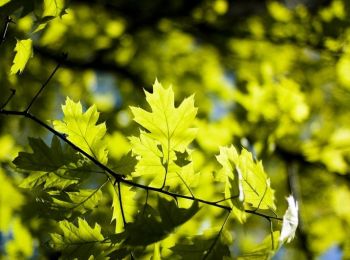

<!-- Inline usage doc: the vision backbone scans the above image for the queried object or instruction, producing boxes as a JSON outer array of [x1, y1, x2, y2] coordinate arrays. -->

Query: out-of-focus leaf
[[10, 39, 32, 74]]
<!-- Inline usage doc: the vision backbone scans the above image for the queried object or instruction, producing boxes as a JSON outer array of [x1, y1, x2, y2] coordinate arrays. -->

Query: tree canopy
[[1, 0, 350, 259]]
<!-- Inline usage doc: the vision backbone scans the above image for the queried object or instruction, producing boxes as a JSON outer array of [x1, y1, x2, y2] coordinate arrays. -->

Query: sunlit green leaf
[[53, 97, 108, 164], [217, 145, 276, 223], [50, 218, 111, 258], [10, 39, 32, 74]]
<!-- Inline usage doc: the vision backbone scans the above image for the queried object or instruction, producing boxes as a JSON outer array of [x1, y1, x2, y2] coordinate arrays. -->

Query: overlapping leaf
[[14, 136, 87, 190], [111, 184, 137, 233], [49, 188, 103, 215], [170, 228, 232, 260], [121, 197, 199, 246], [131, 80, 197, 158], [14, 136, 80, 172], [53, 97, 108, 164], [10, 39, 33, 74], [50, 218, 111, 259], [130, 80, 197, 189], [217, 145, 276, 223]]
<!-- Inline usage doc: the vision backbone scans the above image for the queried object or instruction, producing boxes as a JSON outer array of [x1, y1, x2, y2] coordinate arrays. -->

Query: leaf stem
[[0, 88, 16, 110], [117, 182, 127, 226], [203, 211, 230, 259], [25, 54, 67, 113]]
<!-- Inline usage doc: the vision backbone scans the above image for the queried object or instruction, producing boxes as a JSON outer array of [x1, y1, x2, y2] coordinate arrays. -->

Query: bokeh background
[[1, 0, 350, 259]]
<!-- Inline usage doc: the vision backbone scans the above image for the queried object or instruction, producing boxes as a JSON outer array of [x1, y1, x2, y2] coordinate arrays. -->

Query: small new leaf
[[53, 97, 108, 164], [10, 39, 33, 74]]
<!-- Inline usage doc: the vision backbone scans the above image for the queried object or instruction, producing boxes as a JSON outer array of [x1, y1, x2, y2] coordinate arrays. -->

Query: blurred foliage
[[1, 0, 350, 259]]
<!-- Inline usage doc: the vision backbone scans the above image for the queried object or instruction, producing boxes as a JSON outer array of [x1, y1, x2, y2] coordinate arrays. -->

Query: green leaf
[[42, 0, 64, 17], [170, 229, 231, 260], [174, 150, 191, 167], [130, 80, 197, 189], [53, 97, 108, 164], [216, 145, 276, 223], [238, 231, 280, 260], [49, 188, 103, 214], [19, 171, 79, 190], [122, 197, 199, 246], [131, 80, 197, 159], [50, 218, 111, 259], [111, 183, 137, 233], [14, 136, 90, 190], [10, 39, 33, 74], [13, 136, 80, 172], [110, 152, 137, 176]]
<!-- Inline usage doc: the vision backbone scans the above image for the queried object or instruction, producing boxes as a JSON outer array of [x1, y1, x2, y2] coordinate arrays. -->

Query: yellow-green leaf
[[217, 145, 276, 223], [53, 97, 108, 164], [130, 80, 197, 160], [10, 39, 33, 74], [129, 80, 197, 189]]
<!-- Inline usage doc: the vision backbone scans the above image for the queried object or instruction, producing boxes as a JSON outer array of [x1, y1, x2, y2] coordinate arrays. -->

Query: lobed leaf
[[13, 136, 80, 172], [121, 197, 199, 246], [217, 145, 276, 223], [53, 97, 108, 164], [170, 229, 232, 260], [50, 218, 111, 259], [130, 80, 198, 189]]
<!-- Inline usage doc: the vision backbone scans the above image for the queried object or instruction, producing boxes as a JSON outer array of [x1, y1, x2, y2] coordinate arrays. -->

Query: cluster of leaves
[[2, 0, 350, 259], [5, 81, 297, 259]]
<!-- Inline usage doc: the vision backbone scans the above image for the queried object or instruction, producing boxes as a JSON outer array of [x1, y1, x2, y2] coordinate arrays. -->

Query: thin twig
[[203, 211, 231, 260], [25, 53, 67, 112], [0, 88, 15, 110], [0, 16, 14, 45], [117, 182, 127, 226]]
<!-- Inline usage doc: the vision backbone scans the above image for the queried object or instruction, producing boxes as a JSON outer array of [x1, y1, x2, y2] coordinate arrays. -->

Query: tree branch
[[0, 107, 282, 221]]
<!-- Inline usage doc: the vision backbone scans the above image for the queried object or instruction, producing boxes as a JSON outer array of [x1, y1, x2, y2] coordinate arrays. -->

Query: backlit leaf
[[216, 145, 276, 223], [10, 39, 32, 74], [279, 195, 298, 245], [53, 97, 108, 164], [130, 80, 197, 189], [50, 218, 111, 258]]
